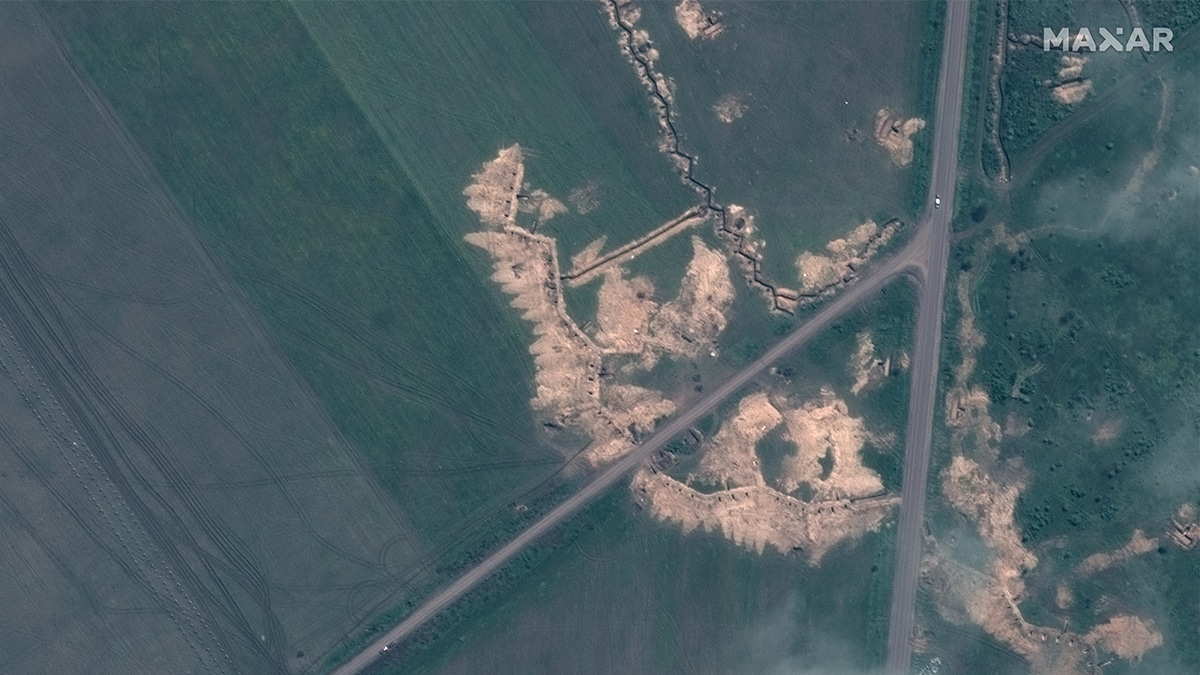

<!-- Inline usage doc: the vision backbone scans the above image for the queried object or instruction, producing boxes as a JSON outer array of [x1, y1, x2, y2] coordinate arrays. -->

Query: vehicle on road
[[934, 195, 941, 208]]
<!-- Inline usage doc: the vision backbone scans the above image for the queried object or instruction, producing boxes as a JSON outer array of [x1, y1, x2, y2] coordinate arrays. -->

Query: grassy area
[[293, 1, 694, 261], [921, 36, 1199, 669], [0, 5, 457, 672], [1000, 0, 1200, 168], [40, 6, 607, 668], [394, 490, 896, 675], [619, 0, 940, 283]]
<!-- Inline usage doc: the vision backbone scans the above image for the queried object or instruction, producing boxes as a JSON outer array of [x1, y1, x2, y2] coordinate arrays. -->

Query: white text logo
[[1043, 27, 1173, 52]]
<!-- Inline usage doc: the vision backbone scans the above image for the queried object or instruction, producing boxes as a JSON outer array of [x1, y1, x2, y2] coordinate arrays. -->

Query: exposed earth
[[633, 391, 897, 565]]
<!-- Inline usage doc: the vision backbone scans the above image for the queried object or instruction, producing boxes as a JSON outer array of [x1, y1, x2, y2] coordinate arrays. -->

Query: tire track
[[0, 222, 235, 673]]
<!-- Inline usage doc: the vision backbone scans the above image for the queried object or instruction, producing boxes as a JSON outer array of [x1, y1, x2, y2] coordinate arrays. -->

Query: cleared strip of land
[[563, 207, 707, 285]]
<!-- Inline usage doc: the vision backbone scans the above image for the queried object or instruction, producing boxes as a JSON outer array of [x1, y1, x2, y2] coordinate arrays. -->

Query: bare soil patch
[[564, 207, 706, 285], [633, 469, 897, 564], [568, 181, 600, 215], [1090, 418, 1122, 443], [717, 204, 801, 313], [635, 391, 896, 564], [592, 236, 734, 367], [928, 264, 1165, 672], [1050, 80, 1092, 105], [1169, 502, 1198, 550], [923, 547, 1085, 674], [594, 269, 659, 354], [713, 93, 747, 123], [518, 188, 567, 222], [851, 331, 899, 396], [464, 144, 524, 227], [674, 0, 724, 40], [1055, 583, 1074, 610], [795, 219, 899, 296], [1075, 529, 1158, 575], [873, 108, 926, 166], [779, 389, 885, 501], [692, 392, 779, 489], [1004, 411, 1031, 438], [943, 455, 1037, 587], [465, 147, 675, 467], [1084, 615, 1163, 663], [1047, 55, 1092, 105]]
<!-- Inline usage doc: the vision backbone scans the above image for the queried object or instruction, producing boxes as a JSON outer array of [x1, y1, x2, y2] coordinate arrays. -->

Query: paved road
[[333, 245, 922, 675], [334, 3, 973, 673], [885, 1, 973, 673]]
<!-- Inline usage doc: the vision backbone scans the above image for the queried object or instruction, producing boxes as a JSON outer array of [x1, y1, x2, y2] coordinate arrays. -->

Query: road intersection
[[334, 2, 972, 673]]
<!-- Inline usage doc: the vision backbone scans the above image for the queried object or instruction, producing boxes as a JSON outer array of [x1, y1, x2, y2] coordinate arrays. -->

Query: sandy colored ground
[[1169, 502, 1198, 550], [1075, 529, 1158, 575], [1004, 411, 1031, 438], [518, 188, 567, 222], [795, 219, 899, 296], [923, 547, 1086, 674], [594, 269, 659, 353], [1047, 55, 1092, 105], [674, 0, 724, 40], [874, 108, 926, 166], [648, 237, 734, 356], [692, 392, 780, 489], [633, 469, 897, 564], [565, 208, 707, 285], [1108, 75, 1172, 214], [570, 236, 607, 274], [464, 147, 675, 467], [851, 331, 898, 395], [779, 390, 884, 501], [1058, 55, 1085, 81], [943, 456, 1037, 588], [464, 144, 524, 227], [593, 237, 734, 366], [1055, 583, 1074, 610], [1084, 616, 1163, 663], [713, 93, 747, 123], [635, 391, 896, 564], [1051, 80, 1092, 105]]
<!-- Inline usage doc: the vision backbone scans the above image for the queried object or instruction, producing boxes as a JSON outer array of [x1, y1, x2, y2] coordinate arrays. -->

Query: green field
[[293, 1, 695, 260], [613, 0, 942, 283], [0, 5, 450, 672], [39, 2, 640, 667], [397, 475, 898, 675]]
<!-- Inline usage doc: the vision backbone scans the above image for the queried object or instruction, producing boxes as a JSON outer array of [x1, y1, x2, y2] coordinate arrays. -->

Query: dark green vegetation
[[616, 0, 943, 281], [1000, 0, 1200, 170], [393, 486, 897, 675], [922, 9, 1199, 669]]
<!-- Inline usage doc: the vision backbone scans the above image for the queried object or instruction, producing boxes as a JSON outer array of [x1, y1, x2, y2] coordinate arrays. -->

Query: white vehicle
[[934, 195, 941, 209]]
